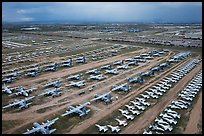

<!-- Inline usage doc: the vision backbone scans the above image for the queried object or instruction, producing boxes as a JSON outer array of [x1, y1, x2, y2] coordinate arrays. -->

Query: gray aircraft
[[3, 96, 35, 110], [44, 63, 57, 71], [2, 84, 14, 94], [44, 80, 61, 88], [25, 67, 40, 77], [76, 56, 86, 63], [67, 74, 82, 80], [100, 64, 113, 70], [90, 91, 112, 104], [86, 69, 100, 74], [38, 88, 62, 97], [113, 60, 123, 65], [105, 69, 119, 75], [9, 86, 37, 97], [112, 83, 130, 92], [61, 102, 90, 117], [61, 58, 72, 67], [23, 117, 59, 134], [69, 80, 85, 88], [88, 74, 105, 80]]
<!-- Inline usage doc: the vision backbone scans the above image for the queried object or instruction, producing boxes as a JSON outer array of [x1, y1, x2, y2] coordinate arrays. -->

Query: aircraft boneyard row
[[143, 69, 202, 134]]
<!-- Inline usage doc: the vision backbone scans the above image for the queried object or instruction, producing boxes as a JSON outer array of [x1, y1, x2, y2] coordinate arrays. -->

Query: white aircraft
[[95, 124, 108, 132], [166, 112, 181, 119], [118, 109, 129, 115], [67, 74, 81, 80], [145, 91, 154, 96], [162, 116, 177, 125], [140, 94, 150, 99], [86, 69, 100, 74], [9, 86, 36, 97], [90, 91, 112, 104], [101, 64, 112, 70], [135, 97, 145, 102], [113, 60, 123, 65], [117, 64, 129, 69], [159, 113, 175, 119], [149, 124, 165, 132], [44, 80, 61, 88], [168, 104, 182, 109], [3, 96, 35, 110], [61, 102, 90, 117], [157, 122, 173, 131], [143, 129, 153, 134], [88, 74, 105, 80], [105, 69, 119, 75], [107, 125, 120, 133], [140, 101, 151, 106], [115, 118, 127, 126], [130, 101, 142, 106], [69, 80, 85, 88], [125, 104, 135, 110], [129, 109, 141, 115], [122, 113, 134, 120], [23, 117, 59, 134], [135, 105, 146, 111], [2, 84, 14, 94], [38, 88, 62, 97], [76, 56, 85, 63]]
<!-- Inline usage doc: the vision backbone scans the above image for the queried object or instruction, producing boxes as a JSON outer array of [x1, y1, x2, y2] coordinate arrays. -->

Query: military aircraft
[[100, 65, 112, 70], [140, 94, 150, 99], [76, 56, 86, 63], [69, 80, 85, 88], [67, 74, 81, 80], [86, 69, 100, 74], [113, 60, 123, 65], [44, 63, 57, 71], [118, 109, 129, 115], [115, 118, 127, 126], [125, 104, 136, 110], [44, 80, 61, 88], [95, 124, 108, 132], [112, 83, 130, 92], [143, 129, 153, 134], [127, 61, 139, 66], [9, 86, 37, 97], [3, 96, 35, 110], [107, 125, 120, 133], [61, 102, 90, 117], [61, 58, 72, 67], [2, 84, 14, 94], [117, 64, 129, 69], [105, 69, 119, 75], [129, 109, 141, 115], [128, 76, 144, 83], [122, 113, 134, 120], [2, 77, 16, 83], [23, 117, 59, 134], [88, 74, 105, 80], [90, 91, 112, 104], [25, 67, 40, 77], [38, 88, 62, 97]]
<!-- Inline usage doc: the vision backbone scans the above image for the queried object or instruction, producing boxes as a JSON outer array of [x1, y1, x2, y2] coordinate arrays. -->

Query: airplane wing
[[42, 117, 59, 128], [23, 127, 41, 134], [90, 92, 111, 102], [61, 108, 76, 117], [3, 102, 18, 109]]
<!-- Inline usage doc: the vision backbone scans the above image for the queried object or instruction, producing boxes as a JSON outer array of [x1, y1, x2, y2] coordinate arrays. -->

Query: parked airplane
[[113, 60, 123, 65], [23, 117, 59, 134], [67, 74, 81, 80], [2, 77, 16, 83], [105, 69, 119, 75], [107, 125, 120, 133], [127, 61, 138, 66], [112, 83, 130, 92], [128, 76, 144, 83], [9, 86, 37, 97], [118, 109, 129, 115], [122, 113, 134, 120], [90, 91, 112, 104], [140, 94, 150, 99], [69, 80, 85, 88], [143, 129, 153, 134], [115, 118, 127, 126], [76, 56, 86, 63], [149, 124, 165, 132], [38, 88, 62, 97], [61, 102, 90, 117], [125, 105, 136, 110], [61, 58, 72, 67], [134, 105, 146, 111], [95, 124, 108, 132], [117, 65, 129, 69], [44, 80, 61, 88], [88, 74, 105, 80], [86, 69, 100, 74], [162, 116, 177, 125], [129, 109, 141, 115], [101, 65, 112, 70], [44, 63, 57, 71], [2, 84, 14, 94], [3, 96, 35, 110], [157, 122, 173, 131]]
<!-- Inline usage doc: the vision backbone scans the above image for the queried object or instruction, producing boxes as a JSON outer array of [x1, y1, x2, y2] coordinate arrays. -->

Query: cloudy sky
[[2, 2, 202, 23]]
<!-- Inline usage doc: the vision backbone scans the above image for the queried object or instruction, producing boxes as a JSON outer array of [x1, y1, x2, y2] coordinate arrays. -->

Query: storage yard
[[2, 23, 202, 134]]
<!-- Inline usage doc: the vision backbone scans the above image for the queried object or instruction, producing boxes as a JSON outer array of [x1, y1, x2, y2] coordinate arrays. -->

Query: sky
[[2, 2, 202, 23]]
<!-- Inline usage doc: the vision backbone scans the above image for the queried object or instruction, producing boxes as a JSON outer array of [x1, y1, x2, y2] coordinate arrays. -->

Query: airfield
[[2, 23, 202, 134]]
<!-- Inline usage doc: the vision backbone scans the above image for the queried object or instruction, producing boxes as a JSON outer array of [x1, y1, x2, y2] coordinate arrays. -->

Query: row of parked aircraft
[[144, 68, 202, 134]]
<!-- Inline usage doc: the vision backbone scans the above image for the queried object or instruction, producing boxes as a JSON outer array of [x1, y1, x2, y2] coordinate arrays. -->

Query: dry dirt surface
[[121, 63, 202, 134], [65, 58, 193, 134], [184, 91, 202, 134], [9, 48, 149, 87]]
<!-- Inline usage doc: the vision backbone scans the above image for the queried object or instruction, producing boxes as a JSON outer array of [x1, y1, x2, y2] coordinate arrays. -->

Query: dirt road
[[184, 91, 202, 134], [121, 63, 202, 134], [66, 58, 193, 134]]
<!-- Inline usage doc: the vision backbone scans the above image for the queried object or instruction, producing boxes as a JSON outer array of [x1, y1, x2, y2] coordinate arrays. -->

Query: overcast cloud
[[2, 2, 202, 23]]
